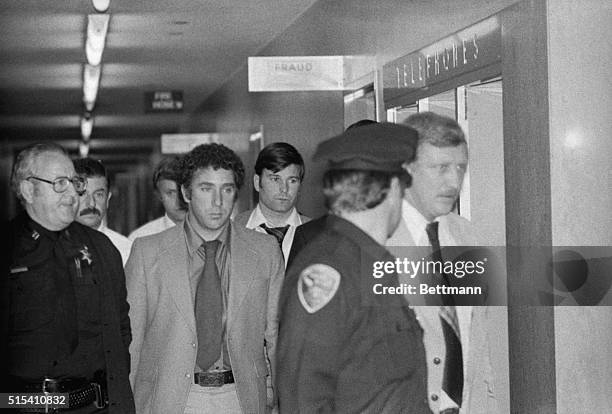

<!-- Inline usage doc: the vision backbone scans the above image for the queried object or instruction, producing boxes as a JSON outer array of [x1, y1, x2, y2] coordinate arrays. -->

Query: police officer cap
[[314, 122, 418, 175]]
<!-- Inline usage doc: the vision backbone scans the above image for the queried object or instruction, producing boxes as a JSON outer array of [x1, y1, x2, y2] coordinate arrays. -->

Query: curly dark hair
[[178, 143, 245, 191]]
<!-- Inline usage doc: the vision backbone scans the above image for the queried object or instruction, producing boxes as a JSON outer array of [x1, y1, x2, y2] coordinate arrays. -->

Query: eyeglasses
[[27, 175, 87, 195]]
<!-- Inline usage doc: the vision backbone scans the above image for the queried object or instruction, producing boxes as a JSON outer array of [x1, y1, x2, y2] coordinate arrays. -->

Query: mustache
[[80, 208, 101, 217]]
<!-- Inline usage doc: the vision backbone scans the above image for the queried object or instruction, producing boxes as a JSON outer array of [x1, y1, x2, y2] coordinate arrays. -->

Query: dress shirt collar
[[246, 203, 302, 229], [184, 215, 231, 257], [401, 199, 434, 245], [162, 213, 176, 228]]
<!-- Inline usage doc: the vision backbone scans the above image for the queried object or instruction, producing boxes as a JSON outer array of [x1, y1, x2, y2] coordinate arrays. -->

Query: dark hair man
[[234, 142, 309, 263], [128, 156, 187, 241], [387, 111, 505, 413], [74, 158, 132, 265], [3, 142, 135, 412], [277, 123, 431, 413], [125, 143, 283, 413]]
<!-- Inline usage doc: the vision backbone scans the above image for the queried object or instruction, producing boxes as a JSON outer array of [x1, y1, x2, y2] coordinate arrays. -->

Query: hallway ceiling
[[0, 0, 318, 159]]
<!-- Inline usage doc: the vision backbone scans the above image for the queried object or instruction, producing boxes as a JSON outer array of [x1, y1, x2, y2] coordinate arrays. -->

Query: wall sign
[[161, 133, 218, 154], [145, 90, 183, 113], [161, 132, 250, 154], [248, 56, 345, 91], [383, 15, 501, 104]]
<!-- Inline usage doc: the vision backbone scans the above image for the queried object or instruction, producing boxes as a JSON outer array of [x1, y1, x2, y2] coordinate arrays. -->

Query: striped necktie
[[259, 223, 290, 246]]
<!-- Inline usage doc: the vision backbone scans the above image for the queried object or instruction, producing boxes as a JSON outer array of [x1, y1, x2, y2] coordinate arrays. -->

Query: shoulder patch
[[297, 263, 341, 313]]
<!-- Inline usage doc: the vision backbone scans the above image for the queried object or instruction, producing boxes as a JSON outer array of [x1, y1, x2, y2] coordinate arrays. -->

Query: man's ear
[[402, 161, 415, 175], [106, 191, 112, 208], [181, 184, 191, 204], [253, 174, 261, 193], [389, 176, 402, 198], [20, 180, 34, 204]]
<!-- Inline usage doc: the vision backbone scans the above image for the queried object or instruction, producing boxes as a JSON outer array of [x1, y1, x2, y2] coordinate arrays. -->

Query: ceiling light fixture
[[86, 14, 110, 66], [79, 141, 90, 158], [83, 64, 101, 111], [92, 0, 110, 13], [81, 113, 94, 141]]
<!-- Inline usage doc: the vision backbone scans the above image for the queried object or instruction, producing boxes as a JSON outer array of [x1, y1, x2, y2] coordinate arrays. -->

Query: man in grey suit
[[234, 142, 309, 264], [126, 143, 284, 414], [387, 112, 508, 413]]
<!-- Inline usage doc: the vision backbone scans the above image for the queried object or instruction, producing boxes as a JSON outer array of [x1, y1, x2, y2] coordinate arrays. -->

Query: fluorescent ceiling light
[[83, 64, 101, 111], [86, 14, 109, 66], [79, 141, 90, 158], [92, 0, 110, 13], [81, 115, 94, 141]]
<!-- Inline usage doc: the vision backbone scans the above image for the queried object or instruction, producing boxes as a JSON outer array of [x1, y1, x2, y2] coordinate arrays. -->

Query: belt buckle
[[197, 371, 224, 387], [92, 382, 105, 409], [42, 378, 54, 413], [42, 377, 56, 394]]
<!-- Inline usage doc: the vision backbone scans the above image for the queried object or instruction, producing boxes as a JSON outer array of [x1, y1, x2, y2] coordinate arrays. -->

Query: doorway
[[387, 78, 505, 246]]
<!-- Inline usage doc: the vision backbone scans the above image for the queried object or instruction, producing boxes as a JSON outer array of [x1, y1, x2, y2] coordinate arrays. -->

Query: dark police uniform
[[286, 214, 327, 269], [277, 216, 430, 413], [276, 122, 431, 414], [1, 212, 135, 413]]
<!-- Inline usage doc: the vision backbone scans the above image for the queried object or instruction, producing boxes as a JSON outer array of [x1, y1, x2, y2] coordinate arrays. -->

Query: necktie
[[426, 221, 454, 305], [440, 305, 464, 407], [195, 240, 222, 371], [259, 223, 290, 246], [425, 221, 443, 262], [427, 221, 464, 406]]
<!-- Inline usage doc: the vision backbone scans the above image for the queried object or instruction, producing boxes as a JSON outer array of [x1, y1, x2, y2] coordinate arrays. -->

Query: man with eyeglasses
[[2, 143, 135, 413]]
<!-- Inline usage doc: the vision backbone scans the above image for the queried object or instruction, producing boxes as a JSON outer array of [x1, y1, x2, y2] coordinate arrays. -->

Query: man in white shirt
[[73, 158, 132, 265], [387, 112, 507, 414], [128, 156, 187, 241], [233, 142, 309, 264]]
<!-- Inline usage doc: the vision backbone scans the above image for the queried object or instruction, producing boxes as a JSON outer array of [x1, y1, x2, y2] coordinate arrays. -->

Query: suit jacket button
[[185, 373, 191, 378], [192, 343, 196, 348], [431, 393, 439, 401], [433, 357, 441, 365]]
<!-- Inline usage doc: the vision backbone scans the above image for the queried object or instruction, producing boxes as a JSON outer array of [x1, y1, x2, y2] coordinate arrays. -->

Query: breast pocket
[[9, 270, 56, 332]]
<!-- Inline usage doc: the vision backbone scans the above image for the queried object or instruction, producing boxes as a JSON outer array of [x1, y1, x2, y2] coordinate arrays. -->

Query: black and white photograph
[[1, 1, 611, 413]]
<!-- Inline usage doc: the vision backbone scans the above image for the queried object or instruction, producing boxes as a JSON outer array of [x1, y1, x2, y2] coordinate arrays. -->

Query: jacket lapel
[[464, 306, 482, 393], [227, 226, 257, 332], [162, 228, 197, 336]]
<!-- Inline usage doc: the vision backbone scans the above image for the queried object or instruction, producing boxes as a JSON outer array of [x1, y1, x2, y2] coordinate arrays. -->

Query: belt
[[440, 408, 460, 414], [194, 370, 234, 387], [9, 376, 107, 412]]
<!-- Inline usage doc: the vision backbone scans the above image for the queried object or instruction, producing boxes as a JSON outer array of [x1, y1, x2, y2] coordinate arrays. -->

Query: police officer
[[2, 143, 135, 413], [276, 123, 432, 413]]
